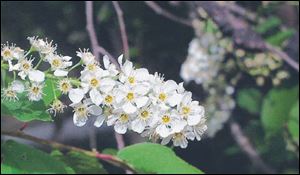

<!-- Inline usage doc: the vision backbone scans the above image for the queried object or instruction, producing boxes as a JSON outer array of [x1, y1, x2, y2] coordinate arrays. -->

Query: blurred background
[[1, 1, 299, 174]]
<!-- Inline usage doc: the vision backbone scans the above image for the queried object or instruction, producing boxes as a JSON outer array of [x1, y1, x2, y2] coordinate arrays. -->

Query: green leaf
[[287, 100, 299, 143], [237, 88, 262, 115], [266, 29, 294, 47], [261, 86, 299, 137], [255, 17, 281, 34], [43, 79, 61, 106], [118, 143, 204, 174], [51, 150, 107, 174], [1, 93, 52, 122], [1, 140, 73, 174]]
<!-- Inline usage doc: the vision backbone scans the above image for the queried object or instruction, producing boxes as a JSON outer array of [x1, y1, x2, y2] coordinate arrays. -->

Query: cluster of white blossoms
[[204, 77, 235, 137], [180, 34, 235, 138], [1, 37, 207, 149], [180, 34, 227, 84], [1, 37, 72, 104]]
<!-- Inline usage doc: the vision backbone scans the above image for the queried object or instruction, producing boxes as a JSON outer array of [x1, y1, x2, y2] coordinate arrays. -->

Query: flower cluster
[[203, 76, 235, 137], [235, 50, 290, 86], [180, 34, 235, 138], [69, 51, 207, 148], [1, 37, 72, 103], [1, 37, 207, 149], [180, 34, 227, 84]]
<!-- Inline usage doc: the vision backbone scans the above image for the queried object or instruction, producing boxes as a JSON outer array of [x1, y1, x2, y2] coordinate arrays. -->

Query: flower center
[[126, 92, 134, 101], [22, 62, 31, 71], [75, 105, 88, 117], [3, 50, 12, 57], [90, 78, 99, 88], [162, 115, 171, 124], [182, 106, 191, 115], [120, 113, 129, 122], [87, 64, 96, 71], [141, 110, 149, 119], [128, 77, 135, 84], [6, 89, 16, 97], [159, 93, 167, 102], [32, 87, 40, 94], [61, 82, 70, 92], [174, 133, 183, 139], [105, 95, 114, 104], [52, 58, 62, 68]]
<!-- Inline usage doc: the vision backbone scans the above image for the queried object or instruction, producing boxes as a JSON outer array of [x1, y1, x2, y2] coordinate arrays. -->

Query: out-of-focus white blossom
[[180, 34, 226, 84]]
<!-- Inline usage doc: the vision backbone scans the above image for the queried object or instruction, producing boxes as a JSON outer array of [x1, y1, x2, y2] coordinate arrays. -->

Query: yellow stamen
[[162, 115, 171, 124], [159, 93, 167, 101], [126, 92, 134, 101]]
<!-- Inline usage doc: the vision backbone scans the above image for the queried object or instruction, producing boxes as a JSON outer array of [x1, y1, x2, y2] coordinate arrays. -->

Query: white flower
[[81, 71, 116, 106], [12, 58, 33, 80], [1, 43, 24, 62], [76, 49, 96, 65], [190, 118, 207, 141], [118, 55, 150, 86], [47, 99, 66, 116], [154, 110, 187, 138], [151, 80, 183, 108], [71, 99, 103, 127], [45, 53, 72, 77], [1, 86, 18, 101], [180, 36, 225, 84], [178, 92, 205, 126], [115, 83, 150, 114], [28, 36, 56, 54], [27, 82, 44, 101], [107, 108, 135, 134], [131, 104, 156, 133], [161, 128, 195, 149], [58, 79, 72, 94]]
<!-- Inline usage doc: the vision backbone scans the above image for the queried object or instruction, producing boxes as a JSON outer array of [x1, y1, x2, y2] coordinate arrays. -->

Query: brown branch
[[229, 121, 276, 174], [145, 1, 193, 27], [1, 130, 137, 173], [195, 1, 299, 72], [266, 43, 299, 72], [112, 1, 130, 60], [221, 2, 257, 22], [85, 1, 119, 68]]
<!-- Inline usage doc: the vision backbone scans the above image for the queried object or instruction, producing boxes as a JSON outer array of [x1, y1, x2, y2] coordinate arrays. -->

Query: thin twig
[[221, 2, 257, 22], [85, 0, 125, 151], [266, 43, 299, 72], [229, 121, 276, 174], [19, 122, 28, 131], [85, 1, 119, 68], [112, 1, 130, 60], [1, 130, 137, 173], [145, 1, 193, 27]]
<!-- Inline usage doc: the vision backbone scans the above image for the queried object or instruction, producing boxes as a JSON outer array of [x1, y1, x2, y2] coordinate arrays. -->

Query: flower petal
[[94, 115, 106, 127], [88, 105, 103, 116], [135, 96, 149, 108], [29, 70, 45, 82], [69, 88, 85, 103], [90, 89, 103, 106], [122, 102, 137, 114], [73, 113, 87, 127], [54, 69, 68, 77]]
